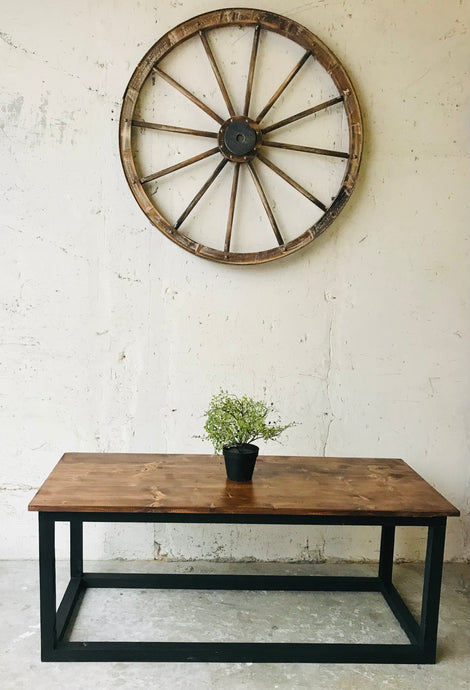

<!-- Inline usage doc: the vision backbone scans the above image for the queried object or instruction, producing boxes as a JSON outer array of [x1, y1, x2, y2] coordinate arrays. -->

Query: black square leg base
[[38, 514, 447, 663]]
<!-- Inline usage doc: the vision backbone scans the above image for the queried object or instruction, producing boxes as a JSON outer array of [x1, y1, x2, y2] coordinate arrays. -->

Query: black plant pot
[[223, 444, 259, 482]]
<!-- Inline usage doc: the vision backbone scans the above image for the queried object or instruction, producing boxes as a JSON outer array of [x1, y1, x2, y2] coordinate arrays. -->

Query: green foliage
[[203, 390, 295, 454]]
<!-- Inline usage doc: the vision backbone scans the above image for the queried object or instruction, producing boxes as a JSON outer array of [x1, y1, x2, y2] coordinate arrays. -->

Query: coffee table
[[28, 453, 459, 663]]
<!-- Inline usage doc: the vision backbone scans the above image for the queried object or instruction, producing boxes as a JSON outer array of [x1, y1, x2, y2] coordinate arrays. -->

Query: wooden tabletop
[[28, 453, 459, 517]]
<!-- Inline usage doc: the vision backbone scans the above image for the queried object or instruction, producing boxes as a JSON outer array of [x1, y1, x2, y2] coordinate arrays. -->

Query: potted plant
[[202, 390, 295, 482]]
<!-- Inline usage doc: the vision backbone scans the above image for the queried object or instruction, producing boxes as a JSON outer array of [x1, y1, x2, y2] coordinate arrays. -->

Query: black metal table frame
[[38, 512, 447, 663]]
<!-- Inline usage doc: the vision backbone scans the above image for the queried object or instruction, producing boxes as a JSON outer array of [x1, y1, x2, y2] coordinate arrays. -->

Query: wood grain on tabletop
[[28, 453, 460, 517]]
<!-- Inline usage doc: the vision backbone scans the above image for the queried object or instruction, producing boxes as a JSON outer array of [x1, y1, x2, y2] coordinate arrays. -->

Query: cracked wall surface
[[0, 0, 469, 561]]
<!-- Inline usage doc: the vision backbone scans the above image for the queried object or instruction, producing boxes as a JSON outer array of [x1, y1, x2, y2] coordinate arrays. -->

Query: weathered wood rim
[[119, 8, 363, 265]]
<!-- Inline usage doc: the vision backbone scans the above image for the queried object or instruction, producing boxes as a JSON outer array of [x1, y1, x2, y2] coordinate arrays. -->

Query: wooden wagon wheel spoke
[[120, 9, 363, 264], [224, 163, 240, 252], [243, 25, 261, 117], [247, 161, 284, 246], [132, 120, 218, 138], [152, 66, 225, 125], [256, 151, 327, 211], [262, 96, 344, 134], [255, 50, 311, 124], [140, 147, 219, 184], [263, 140, 349, 159], [199, 30, 236, 117], [174, 157, 229, 230]]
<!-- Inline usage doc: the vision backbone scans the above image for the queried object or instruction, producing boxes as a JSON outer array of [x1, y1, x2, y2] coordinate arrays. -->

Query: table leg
[[55, 518, 85, 644], [38, 513, 57, 661], [419, 518, 446, 662], [379, 524, 396, 584], [70, 518, 83, 578], [378, 523, 421, 646]]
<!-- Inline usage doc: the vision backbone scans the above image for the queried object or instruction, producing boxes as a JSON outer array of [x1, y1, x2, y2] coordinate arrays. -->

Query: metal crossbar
[[38, 513, 447, 663]]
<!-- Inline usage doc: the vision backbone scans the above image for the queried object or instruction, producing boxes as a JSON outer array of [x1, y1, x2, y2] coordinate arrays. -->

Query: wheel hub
[[218, 116, 262, 162]]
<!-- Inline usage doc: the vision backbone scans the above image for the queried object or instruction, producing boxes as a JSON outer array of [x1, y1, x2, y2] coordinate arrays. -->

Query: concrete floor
[[1, 560, 468, 689]]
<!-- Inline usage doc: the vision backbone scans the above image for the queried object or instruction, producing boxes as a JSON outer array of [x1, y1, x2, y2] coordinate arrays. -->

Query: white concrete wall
[[1, 0, 468, 562]]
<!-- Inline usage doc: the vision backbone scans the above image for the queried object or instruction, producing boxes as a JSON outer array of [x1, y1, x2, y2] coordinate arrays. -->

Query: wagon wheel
[[119, 8, 363, 265]]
